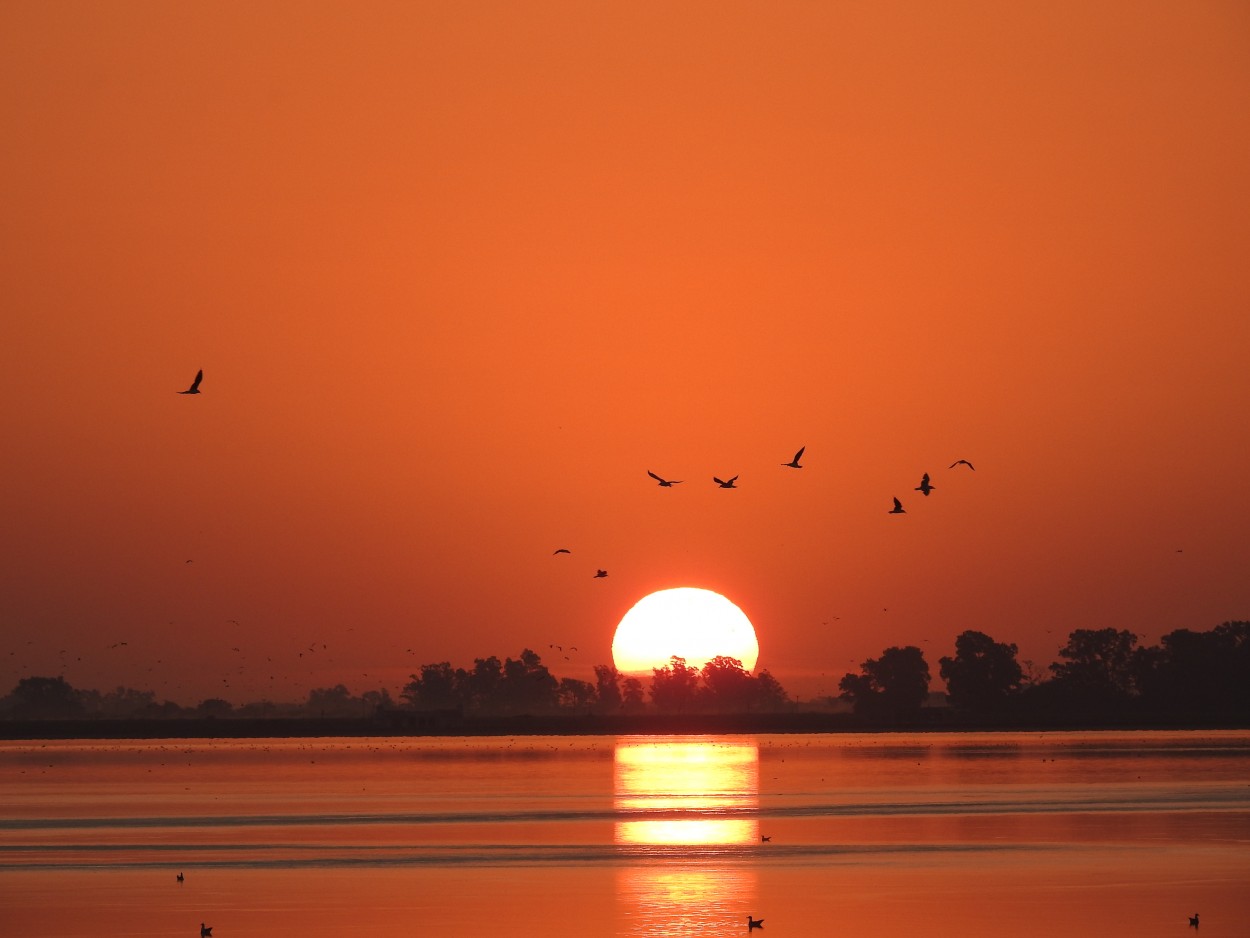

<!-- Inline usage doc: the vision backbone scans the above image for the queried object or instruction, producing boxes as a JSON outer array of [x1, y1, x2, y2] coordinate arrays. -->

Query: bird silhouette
[[714, 476, 739, 488], [889, 497, 906, 514], [915, 472, 934, 496], [593, 569, 608, 578], [1189, 913, 1200, 928], [176, 872, 183, 883], [748, 915, 764, 930], [949, 459, 975, 470], [552, 548, 571, 555], [782, 446, 805, 468], [647, 471, 682, 487], [178, 370, 203, 394], [760, 834, 771, 842], [200, 924, 213, 938]]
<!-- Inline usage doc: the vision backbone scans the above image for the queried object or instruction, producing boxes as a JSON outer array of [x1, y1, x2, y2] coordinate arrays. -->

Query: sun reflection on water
[[614, 737, 760, 934]]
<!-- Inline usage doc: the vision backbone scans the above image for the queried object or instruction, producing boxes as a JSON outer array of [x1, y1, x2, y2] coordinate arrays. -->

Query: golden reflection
[[614, 737, 760, 935], [615, 737, 759, 846]]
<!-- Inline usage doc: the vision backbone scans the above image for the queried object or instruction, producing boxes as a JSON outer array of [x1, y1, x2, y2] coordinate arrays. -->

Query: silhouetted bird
[[553, 548, 571, 555], [760, 835, 771, 842], [782, 446, 805, 468], [748, 916, 764, 930], [201, 924, 213, 937], [647, 471, 682, 487], [949, 459, 975, 470], [1189, 913, 1199, 928], [915, 472, 934, 496], [889, 497, 905, 514], [176, 872, 183, 882], [714, 476, 739, 488], [594, 569, 608, 578], [178, 370, 203, 394]]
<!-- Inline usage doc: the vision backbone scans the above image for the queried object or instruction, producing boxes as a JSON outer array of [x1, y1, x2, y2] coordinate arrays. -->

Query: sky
[[2, 1, 1248, 705]]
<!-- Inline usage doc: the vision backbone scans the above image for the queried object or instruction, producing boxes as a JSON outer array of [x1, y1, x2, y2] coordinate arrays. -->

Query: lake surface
[[1, 731, 1247, 937]]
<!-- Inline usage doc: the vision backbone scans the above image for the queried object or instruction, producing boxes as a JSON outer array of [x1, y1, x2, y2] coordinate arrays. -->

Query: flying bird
[[782, 446, 805, 468], [714, 476, 739, 488], [889, 497, 905, 514], [552, 548, 571, 555], [647, 471, 682, 487], [178, 370, 203, 394], [949, 459, 975, 470], [748, 916, 765, 930], [915, 472, 934, 496], [593, 569, 608, 578]]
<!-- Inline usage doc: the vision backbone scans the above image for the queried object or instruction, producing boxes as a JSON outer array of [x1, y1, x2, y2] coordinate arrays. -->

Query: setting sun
[[612, 588, 759, 674]]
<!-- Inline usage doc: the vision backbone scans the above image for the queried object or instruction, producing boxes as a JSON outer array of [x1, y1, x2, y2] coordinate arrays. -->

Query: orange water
[[2, 732, 1247, 936]]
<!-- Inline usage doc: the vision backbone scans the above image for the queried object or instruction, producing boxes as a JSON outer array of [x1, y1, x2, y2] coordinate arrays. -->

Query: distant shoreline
[[4, 710, 1247, 740]]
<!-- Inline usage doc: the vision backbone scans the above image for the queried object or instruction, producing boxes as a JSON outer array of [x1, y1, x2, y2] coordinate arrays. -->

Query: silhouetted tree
[[196, 698, 233, 717], [754, 669, 790, 711], [621, 676, 646, 713], [401, 661, 465, 710], [1135, 621, 1250, 716], [701, 656, 756, 711], [939, 630, 1024, 712], [839, 646, 930, 719], [500, 649, 558, 713], [649, 656, 701, 712], [463, 656, 503, 711], [307, 684, 355, 717], [99, 686, 159, 717], [593, 664, 622, 712], [237, 700, 279, 717], [8, 676, 84, 719], [556, 677, 596, 712], [1049, 628, 1139, 706], [360, 688, 393, 713]]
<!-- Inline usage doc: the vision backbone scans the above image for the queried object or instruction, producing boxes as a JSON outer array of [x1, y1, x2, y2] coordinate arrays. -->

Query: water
[[1, 731, 1247, 937]]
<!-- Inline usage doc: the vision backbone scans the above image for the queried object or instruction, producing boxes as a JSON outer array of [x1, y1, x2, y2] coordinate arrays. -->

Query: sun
[[612, 587, 759, 674]]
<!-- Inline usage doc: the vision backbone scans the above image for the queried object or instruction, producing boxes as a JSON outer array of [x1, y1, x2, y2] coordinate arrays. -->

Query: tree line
[[840, 621, 1249, 724], [2, 620, 1246, 724], [399, 651, 790, 715]]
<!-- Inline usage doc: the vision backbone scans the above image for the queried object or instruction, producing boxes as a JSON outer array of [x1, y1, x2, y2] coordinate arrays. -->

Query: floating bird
[[176, 872, 183, 883], [178, 370, 203, 395], [748, 916, 764, 930], [889, 497, 905, 514], [949, 459, 975, 470], [201, 925, 213, 938], [760, 835, 771, 842], [782, 446, 805, 468], [714, 476, 739, 488], [915, 472, 934, 496], [594, 569, 608, 578], [647, 471, 682, 487], [1189, 913, 1200, 928], [552, 548, 571, 555]]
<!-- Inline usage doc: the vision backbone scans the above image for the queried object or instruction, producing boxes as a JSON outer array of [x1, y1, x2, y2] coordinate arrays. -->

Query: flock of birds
[[546, 442, 977, 578], [178, 370, 976, 586]]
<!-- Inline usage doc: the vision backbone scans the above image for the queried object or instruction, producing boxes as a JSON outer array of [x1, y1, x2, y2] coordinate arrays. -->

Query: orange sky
[[2, 1, 1248, 704]]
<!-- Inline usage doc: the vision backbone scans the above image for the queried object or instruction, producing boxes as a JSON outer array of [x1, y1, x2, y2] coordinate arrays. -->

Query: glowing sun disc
[[612, 587, 759, 674]]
